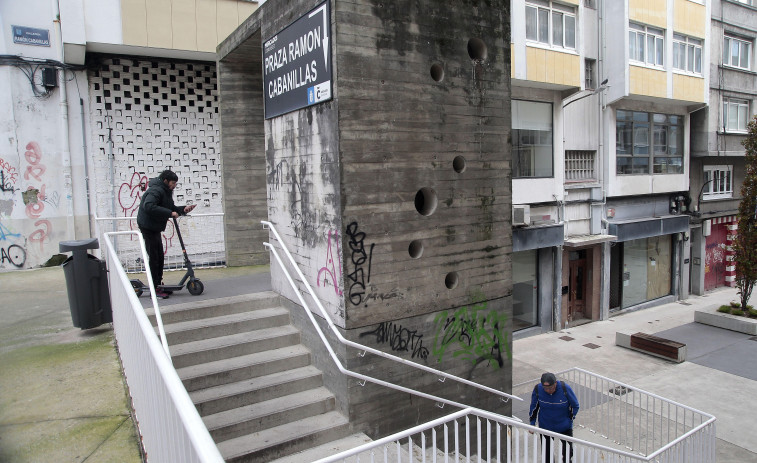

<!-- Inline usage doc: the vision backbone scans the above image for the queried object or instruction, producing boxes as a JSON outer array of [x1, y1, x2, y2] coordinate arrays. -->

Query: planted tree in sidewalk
[[734, 115, 757, 312]]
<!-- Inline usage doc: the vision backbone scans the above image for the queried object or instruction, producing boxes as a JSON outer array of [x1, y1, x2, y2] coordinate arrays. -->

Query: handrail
[[265, 243, 470, 409], [96, 212, 225, 221], [314, 406, 656, 463], [105, 230, 171, 358], [262, 220, 521, 404]]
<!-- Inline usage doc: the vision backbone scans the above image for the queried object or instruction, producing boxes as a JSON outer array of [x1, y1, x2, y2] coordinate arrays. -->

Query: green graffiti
[[432, 301, 511, 369]]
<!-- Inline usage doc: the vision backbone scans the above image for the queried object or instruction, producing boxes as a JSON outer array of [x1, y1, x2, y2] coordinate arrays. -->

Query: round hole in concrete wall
[[445, 272, 459, 289], [409, 240, 424, 259], [467, 38, 487, 61], [453, 155, 466, 173], [430, 64, 445, 82], [415, 188, 438, 216]]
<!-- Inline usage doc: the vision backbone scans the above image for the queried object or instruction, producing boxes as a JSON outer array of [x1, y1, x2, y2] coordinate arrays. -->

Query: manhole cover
[[583, 343, 600, 349], [559, 336, 575, 341], [610, 386, 630, 396]]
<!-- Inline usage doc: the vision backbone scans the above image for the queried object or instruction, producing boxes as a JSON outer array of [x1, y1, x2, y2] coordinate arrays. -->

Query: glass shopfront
[[513, 250, 538, 330], [610, 236, 673, 310]]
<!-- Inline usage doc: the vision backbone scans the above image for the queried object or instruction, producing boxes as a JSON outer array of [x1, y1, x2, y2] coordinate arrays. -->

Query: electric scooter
[[131, 216, 204, 297]]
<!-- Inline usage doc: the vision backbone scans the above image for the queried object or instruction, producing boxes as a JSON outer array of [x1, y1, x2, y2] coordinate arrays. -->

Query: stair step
[[146, 291, 282, 324], [177, 345, 311, 392], [218, 411, 351, 463], [171, 325, 300, 368], [269, 433, 373, 463], [162, 307, 290, 345], [205, 387, 336, 442], [190, 366, 323, 416]]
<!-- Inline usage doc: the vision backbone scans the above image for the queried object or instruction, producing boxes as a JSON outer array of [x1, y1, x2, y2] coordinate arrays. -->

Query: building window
[[734, 0, 754, 6], [616, 110, 684, 175], [703, 166, 733, 200], [585, 58, 596, 89], [513, 100, 553, 178], [513, 250, 538, 331], [723, 98, 749, 132], [629, 23, 664, 67], [565, 150, 596, 182], [724, 35, 752, 70], [673, 34, 703, 74], [526, 1, 577, 50]]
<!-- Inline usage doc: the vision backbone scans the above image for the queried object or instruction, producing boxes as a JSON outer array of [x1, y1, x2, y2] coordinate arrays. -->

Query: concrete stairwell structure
[[148, 292, 361, 462]]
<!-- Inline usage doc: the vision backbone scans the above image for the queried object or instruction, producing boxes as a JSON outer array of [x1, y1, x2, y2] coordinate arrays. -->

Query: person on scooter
[[137, 169, 196, 299]]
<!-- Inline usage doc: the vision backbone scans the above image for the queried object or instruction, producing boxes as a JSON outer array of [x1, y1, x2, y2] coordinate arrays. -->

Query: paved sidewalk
[[514, 286, 757, 463]]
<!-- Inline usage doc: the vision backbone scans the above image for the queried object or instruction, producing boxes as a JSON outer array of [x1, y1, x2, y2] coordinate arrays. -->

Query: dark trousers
[[140, 228, 164, 289], [542, 428, 573, 462]]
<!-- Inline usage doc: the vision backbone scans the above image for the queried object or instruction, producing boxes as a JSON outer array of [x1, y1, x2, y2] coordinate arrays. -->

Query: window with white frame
[[734, 0, 754, 6], [702, 166, 733, 200], [629, 23, 664, 67], [512, 100, 553, 178], [673, 34, 703, 74], [526, 1, 577, 50], [723, 98, 749, 133], [724, 35, 752, 70]]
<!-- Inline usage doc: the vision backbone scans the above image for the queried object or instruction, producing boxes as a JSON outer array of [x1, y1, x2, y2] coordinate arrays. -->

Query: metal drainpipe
[[79, 98, 94, 237], [53, 0, 76, 240]]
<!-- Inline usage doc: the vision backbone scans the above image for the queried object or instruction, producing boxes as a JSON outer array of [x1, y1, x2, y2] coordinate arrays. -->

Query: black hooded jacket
[[136, 177, 186, 232]]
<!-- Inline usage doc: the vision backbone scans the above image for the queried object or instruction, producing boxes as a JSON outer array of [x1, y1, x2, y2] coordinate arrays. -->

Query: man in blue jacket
[[136, 170, 196, 298], [529, 372, 580, 462]]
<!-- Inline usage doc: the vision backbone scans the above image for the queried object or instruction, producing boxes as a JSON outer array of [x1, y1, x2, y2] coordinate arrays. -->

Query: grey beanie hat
[[541, 372, 557, 386]]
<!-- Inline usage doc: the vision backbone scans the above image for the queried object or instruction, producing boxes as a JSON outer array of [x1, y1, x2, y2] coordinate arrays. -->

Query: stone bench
[[616, 332, 687, 363]]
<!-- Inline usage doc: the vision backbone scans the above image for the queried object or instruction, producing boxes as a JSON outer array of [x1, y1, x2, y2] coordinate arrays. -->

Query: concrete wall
[[218, 0, 513, 438]]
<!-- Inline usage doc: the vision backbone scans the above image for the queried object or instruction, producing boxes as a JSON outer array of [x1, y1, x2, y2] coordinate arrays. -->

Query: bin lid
[[59, 238, 99, 252]]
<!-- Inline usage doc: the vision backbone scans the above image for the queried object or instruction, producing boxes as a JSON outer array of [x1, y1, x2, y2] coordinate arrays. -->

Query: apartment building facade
[[511, 0, 714, 336], [689, 0, 757, 294]]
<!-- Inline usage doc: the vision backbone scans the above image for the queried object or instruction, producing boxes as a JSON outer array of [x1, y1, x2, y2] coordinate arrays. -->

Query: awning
[[607, 215, 689, 242], [512, 223, 564, 252], [563, 234, 617, 247]]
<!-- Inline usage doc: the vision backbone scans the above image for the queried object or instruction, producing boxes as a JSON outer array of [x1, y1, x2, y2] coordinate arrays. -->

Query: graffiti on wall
[[118, 172, 148, 217], [431, 300, 510, 370], [23, 142, 52, 253], [1, 157, 19, 193], [345, 221, 374, 306], [0, 221, 26, 268], [317, 229, 343, 296], [359, 321, 430, 360]]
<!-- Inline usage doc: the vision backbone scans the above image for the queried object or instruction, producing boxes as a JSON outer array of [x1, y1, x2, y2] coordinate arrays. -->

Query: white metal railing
[[316, 405, 715, 463], [262, 220, 522, 410], [512, 368, 717, 462], [96, 213, 226, 273], [103, 231, 223, 463]]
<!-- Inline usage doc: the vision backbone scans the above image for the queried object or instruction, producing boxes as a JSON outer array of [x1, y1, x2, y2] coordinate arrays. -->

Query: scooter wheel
[[187, 279, 204, 296], [130, 280, 144, 297]]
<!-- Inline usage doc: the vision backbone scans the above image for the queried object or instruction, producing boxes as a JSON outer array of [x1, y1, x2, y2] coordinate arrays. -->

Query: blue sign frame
[[263, 1, 333, 119]]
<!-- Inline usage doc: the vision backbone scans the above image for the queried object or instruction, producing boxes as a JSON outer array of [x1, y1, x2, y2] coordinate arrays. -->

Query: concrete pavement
[[513, 285, 757, 463]]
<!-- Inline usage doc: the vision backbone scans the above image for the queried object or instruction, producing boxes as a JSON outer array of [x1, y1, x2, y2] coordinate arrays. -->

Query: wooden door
[[568, 257, 586, 321]]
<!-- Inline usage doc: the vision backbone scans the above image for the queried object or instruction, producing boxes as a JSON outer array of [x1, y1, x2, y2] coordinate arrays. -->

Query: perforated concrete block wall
[[88, 57, 226, 265]]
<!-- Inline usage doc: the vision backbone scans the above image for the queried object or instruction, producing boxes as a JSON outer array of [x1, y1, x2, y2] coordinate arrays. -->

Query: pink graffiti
[[24, 142, 52, 252], [29, 219, 51, 250], [0, 157, 18, 184], [118, 172, 148, 217], [317, 229, 343, 296], [163, 220, 175, 254]]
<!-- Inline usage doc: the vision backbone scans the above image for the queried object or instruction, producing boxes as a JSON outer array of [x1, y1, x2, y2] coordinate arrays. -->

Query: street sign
[[263, 1, 332, 119], [12, 25, 50, 47]]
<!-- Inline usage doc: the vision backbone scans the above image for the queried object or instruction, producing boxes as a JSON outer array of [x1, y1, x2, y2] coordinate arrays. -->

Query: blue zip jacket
[[529, 381, 580, 433]]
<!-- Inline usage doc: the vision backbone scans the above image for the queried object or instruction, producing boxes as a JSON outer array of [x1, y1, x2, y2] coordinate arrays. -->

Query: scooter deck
[[157, 284, 184, 291]]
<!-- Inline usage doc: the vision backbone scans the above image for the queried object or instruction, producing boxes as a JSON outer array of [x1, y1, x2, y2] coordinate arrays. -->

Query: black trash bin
[[60, 239, 112, 329]]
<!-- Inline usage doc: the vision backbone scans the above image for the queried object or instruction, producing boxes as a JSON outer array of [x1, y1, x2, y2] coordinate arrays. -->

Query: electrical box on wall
[[42, 68, 58, 88], [513, 205, 530, 227]]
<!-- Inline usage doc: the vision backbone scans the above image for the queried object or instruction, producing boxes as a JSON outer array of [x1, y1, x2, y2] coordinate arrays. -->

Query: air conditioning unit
[[513, 205, 530, 227]]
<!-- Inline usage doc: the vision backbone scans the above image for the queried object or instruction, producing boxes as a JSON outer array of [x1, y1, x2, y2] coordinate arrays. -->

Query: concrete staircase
[[148, 291, 356, 462]]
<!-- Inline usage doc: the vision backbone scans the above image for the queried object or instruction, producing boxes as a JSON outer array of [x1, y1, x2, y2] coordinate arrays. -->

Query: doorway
[[568, 250, 587, 323]]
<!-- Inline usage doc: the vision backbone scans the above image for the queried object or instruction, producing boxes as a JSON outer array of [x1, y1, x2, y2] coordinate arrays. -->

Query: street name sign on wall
[[12, 25, 50, 47], [263, 1, 333, 119]]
